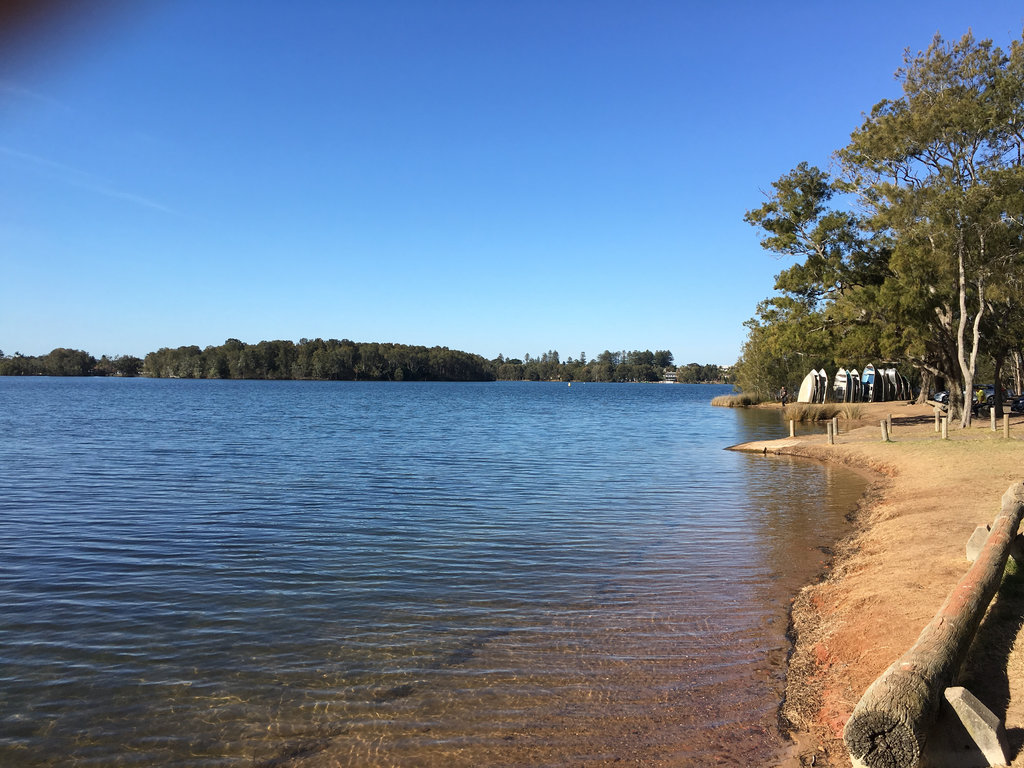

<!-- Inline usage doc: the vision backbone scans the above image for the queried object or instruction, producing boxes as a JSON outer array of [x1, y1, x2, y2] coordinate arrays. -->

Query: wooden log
[[843, 482, 1024, 768]]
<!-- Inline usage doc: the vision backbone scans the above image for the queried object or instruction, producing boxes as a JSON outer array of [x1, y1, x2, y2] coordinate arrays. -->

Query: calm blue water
[[0, 379, 863, 766]]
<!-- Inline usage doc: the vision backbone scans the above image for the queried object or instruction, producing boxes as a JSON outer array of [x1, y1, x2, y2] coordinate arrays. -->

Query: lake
[[0, 378, 865, 766]]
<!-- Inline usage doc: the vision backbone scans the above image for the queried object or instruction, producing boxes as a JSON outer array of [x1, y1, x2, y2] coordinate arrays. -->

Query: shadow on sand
[[959, 560, 1024, 761]]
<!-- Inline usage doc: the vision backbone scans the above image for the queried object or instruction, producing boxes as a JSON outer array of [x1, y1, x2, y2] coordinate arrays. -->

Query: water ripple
[[0, 379, 862, 766]]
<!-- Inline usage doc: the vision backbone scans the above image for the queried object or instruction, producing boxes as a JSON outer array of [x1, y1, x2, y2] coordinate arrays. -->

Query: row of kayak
[[797, 365, 912, 404]]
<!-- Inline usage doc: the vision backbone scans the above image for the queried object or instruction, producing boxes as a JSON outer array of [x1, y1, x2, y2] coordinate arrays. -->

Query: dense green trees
[[142, 339, 496, 381], [1, 342, 728, 384], [0, 349, 144, 377], [736, 29, 1024, 425], [490, 349, 727, 383], [493, 349, 679, 383]]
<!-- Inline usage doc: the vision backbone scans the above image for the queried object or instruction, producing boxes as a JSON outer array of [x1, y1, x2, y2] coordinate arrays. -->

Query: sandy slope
[[732, 401, 1024, 767]]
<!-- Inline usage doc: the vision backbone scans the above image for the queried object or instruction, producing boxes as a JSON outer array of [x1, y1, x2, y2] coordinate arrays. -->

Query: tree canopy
[[735, 29, 1024, 426], [1, 342, 727, 384]]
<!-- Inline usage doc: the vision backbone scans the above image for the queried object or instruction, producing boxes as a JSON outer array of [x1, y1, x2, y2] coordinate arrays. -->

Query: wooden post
[[991, 407, 997, 432], [789, 419, 795, 438], [1005, 414, 1010, 439], [941, 418, 948, 440], [827, 420, 835, 444], [934, 408, 940, 432], [843, 483, 1024, 768], [881, 420, 890, 442]]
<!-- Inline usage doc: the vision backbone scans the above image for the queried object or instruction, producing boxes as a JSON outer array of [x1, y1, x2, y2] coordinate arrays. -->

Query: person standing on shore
[[780, 386, 788, 406]]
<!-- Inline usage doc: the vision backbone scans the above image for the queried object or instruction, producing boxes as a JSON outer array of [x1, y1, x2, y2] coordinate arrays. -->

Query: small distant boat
[[885, 368, 899, 401], [797, 370, 817, 403], [862, 364, 876, 402], [834, 368, 849, 403], [898, 371, 911, 400], [849, 369, 861, 402], [818, 368, 829, 403]]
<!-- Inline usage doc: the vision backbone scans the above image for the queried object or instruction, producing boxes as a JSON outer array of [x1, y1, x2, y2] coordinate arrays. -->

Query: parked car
[[971, 385, 1021, 415], [932, 387, 1020, 413]]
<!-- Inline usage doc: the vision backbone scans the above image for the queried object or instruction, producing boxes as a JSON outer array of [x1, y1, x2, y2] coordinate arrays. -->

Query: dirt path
[[732, 401, 1024, 767]]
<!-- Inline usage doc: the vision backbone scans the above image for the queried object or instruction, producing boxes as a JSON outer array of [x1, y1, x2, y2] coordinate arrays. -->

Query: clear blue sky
[[3, 1, 1023, 365]]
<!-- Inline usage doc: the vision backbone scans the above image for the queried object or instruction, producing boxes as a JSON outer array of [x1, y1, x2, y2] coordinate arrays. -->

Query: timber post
[[843, 482, 1024, 768], [881, 420, 890, 442], [991, 408, 997, 432], [827, 420, 835, 445], [941, 418, 948, 440], [934, 408, 940, 432], [789, 419, 795, 438]]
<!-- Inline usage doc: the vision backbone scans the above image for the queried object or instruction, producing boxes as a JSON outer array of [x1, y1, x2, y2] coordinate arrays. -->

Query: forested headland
[[0, 341, 729, 384], [734, 28, 1024, 427], [0, 348, 143, 377]]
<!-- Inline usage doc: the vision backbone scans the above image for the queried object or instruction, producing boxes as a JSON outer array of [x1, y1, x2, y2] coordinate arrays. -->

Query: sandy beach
[[731, 400, 1024, 767]]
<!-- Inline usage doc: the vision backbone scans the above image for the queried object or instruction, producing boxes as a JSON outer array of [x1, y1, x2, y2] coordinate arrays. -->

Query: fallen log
[[843, 481, 1024, 768]]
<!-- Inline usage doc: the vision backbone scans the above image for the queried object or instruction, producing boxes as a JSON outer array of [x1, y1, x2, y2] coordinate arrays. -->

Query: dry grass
[[839, 403, 864, 420], [782, 402, 864, 422], [782, 403, 842, 422], [711, 393, 765, 407], [771, 402, 1024, 767]]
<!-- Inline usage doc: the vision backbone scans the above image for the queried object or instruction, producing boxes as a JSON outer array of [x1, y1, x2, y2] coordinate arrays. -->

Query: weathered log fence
[[843, 481, 1024, 768]]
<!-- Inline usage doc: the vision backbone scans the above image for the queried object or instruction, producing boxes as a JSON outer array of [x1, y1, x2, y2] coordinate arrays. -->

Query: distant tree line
[[0, 341, 729, 384], [674, 362, 730, 384], [0, 348, 142, 377], [491, 350, 728, 383], [142, 338, 494, 381], [492, 349, 674, 382]]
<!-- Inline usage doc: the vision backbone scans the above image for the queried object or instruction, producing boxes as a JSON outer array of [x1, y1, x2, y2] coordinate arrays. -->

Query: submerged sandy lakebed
[[731, 400, 1024, 767]]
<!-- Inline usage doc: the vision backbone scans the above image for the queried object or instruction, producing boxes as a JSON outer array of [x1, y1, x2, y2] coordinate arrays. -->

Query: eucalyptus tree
[[839, 31, 1024, 426], [739, 162, 888, 397]]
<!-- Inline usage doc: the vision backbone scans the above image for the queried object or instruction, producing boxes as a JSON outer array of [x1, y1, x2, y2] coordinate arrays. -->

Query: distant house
[[663, 370, 678, 383]]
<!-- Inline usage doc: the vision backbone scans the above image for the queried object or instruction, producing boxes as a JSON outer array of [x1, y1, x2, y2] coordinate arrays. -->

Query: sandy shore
[[729, 400, 1024, 767]]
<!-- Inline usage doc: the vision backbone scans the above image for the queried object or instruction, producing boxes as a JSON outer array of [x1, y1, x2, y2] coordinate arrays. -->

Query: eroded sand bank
[[731, 401, 1024, 767]]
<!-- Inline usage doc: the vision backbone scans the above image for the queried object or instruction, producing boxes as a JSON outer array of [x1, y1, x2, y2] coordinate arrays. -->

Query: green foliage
[[739, 28, 1024, 422], [0, 348, 104, 376], [490, 349, 725, 383], [1, 343, 703, 384], [675, 362, 725, 383], [142, 339, 495, 382]]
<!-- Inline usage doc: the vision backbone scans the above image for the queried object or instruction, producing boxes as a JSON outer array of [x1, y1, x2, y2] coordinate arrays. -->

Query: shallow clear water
[[0, 379, 864, 766]]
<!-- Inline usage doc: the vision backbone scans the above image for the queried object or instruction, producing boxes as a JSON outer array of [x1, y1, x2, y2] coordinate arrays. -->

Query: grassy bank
[[710, 393, 766, 407], [782, 403, 863, 422]]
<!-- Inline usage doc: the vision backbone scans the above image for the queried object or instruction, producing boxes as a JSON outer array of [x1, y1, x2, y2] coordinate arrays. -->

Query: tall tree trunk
[[994, 354, 1005, 418], [915, 368, 934, 404], [957, 243, 984, 429]]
